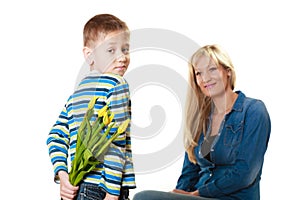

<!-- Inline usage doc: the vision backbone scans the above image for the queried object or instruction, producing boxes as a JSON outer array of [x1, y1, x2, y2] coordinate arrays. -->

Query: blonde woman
[[133, 44, 271, 200]]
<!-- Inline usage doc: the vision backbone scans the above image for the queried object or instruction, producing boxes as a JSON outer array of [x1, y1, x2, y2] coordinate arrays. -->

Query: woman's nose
[[201, 72, 211, 82]]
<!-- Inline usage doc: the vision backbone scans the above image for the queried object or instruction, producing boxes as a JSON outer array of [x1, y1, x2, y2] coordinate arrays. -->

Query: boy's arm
[[100, 81, 135, 196], [121, 131, 136, 188], [121, 100, 136, 189], [46, 103, 70, 182]]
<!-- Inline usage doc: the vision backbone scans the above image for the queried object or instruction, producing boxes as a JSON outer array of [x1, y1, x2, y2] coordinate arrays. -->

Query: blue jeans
[[76, 183, 129, 200], [133, 190, 218, 200]]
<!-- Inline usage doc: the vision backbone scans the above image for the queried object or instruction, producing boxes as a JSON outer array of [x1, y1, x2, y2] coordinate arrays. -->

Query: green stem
[[97, 130, 123, 157], [86, 123, 105, 149], [91, 122, 115, 153], [82, 117, 92, 144], [70, 108, 94, 185], [91, 116, 101, 132]]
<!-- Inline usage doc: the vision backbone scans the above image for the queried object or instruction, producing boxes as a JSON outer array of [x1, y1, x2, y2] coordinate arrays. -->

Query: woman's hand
[[58, 171, 79, 200], [172, 189, 199, 196], [104, 193, 119, 200]]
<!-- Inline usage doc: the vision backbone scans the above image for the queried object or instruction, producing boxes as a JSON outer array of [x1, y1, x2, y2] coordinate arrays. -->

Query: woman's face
[[193, 55, 231, 98]]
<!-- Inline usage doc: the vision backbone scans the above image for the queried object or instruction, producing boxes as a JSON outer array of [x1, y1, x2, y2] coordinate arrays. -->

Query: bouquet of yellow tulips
[[69, 97, 130, 186]]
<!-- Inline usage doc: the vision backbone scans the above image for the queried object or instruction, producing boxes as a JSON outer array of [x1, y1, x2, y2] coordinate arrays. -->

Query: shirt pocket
[[223, 121, 244, 146]]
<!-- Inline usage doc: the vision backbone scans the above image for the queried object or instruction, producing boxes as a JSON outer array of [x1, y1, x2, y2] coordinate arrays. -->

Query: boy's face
[[84, 30, 130, 76]]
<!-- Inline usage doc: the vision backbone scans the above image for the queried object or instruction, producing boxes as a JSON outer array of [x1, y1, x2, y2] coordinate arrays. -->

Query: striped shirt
[[47, 71, 136, 195]]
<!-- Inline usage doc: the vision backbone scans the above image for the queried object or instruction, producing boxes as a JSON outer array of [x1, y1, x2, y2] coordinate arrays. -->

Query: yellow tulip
[[117, 119, 130, 134], [109, 112, 115, 123], [98, 105, 108, 117], [102, 112, 110, 126], [88, 96, 98, 110], [70, 98, 129, 186]]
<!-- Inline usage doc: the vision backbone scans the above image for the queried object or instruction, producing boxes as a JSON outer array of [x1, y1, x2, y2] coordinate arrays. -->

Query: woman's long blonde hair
[[184, 44, 236, 163]]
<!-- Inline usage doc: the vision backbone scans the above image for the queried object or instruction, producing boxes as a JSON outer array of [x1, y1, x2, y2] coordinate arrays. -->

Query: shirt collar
[[232, 90, 245, 112]]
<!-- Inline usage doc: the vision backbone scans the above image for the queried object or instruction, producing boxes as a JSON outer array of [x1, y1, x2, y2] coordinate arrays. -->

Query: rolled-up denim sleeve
[[176, 152, 201, 192]]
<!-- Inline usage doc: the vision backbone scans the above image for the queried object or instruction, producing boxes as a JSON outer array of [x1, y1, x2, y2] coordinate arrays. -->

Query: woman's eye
[[195, 71, 202, 76], [209, 67, 217, 72]]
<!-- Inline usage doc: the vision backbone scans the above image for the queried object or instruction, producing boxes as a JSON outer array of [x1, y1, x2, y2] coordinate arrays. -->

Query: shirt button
[[211, 149, 214, 152], [210, 173, 212, 177]]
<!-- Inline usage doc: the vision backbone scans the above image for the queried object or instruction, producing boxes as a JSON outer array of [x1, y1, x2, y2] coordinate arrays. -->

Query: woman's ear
[[83, 46, 94, 66]]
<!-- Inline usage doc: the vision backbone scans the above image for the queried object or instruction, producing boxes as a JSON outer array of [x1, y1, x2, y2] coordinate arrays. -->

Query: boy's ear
[[226, 68, 231, 77], [83, 46, 94, 65]]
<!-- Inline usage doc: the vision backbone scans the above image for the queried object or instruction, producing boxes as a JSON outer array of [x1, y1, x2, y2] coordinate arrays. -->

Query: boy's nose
[[117, 53, 126, 62]]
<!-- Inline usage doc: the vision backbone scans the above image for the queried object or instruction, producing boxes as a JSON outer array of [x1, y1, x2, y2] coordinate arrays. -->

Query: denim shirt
[[176, 91, 271, 200]]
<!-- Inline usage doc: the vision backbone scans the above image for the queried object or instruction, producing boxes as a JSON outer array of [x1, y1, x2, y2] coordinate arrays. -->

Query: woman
[[133, 44, 271, 200]]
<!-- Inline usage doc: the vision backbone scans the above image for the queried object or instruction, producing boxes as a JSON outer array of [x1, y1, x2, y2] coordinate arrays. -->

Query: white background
[[0, 0, 299, 199]]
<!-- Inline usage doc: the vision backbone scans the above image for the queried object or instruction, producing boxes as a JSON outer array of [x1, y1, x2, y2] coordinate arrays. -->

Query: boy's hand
[[104, 193, 119, 200], [58, 171, 79, 200]]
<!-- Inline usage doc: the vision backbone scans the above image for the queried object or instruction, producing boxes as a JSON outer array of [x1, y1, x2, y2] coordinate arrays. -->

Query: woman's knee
[[132, 190, 158, 200]]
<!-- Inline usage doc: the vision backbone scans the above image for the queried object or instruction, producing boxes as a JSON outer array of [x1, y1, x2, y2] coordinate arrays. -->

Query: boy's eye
[[107, 49, 115, 53], [122, 48, 129, 54]]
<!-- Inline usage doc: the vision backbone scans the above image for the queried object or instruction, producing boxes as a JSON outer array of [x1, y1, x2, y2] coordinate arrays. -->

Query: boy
[[47, 14, 136, 200]]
